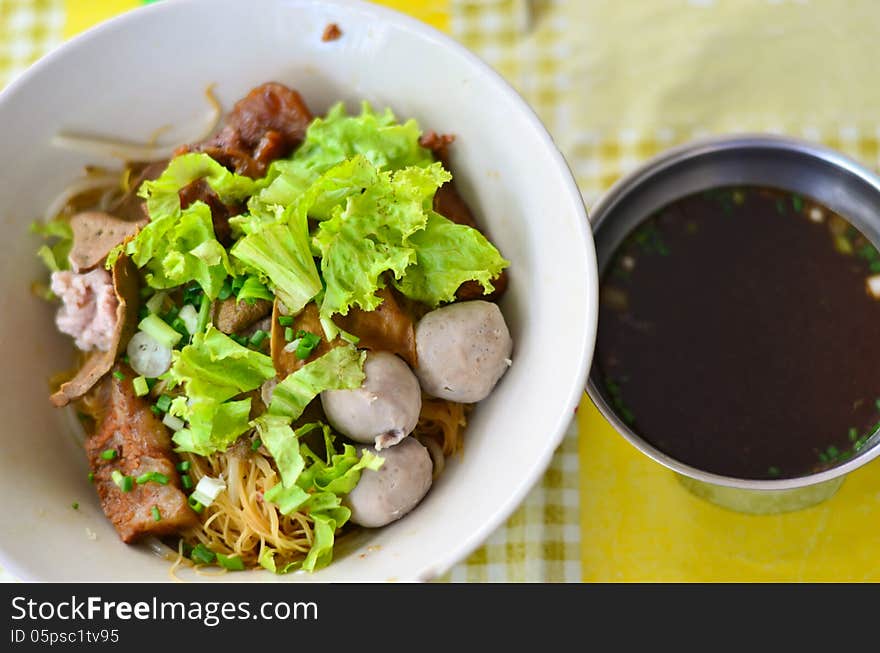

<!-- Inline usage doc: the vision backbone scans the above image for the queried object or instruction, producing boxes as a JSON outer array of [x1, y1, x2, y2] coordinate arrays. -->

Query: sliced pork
[[85, 365, 197, 543], [51, 268, 119, 352]]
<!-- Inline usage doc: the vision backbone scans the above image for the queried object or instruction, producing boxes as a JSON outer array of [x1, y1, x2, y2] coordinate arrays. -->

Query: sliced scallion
[[155, 394, 172, 413], [217, 553, 245, 571], [190, 543, 216, 564], [132, 376, 150, 397], [139, 313, 183, 348], [136, 471, 169, 486], [162, 412, 185, 431]]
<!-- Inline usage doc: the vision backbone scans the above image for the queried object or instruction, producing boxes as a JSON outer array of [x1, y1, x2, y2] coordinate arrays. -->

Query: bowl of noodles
[[0, 0, 596, 581]]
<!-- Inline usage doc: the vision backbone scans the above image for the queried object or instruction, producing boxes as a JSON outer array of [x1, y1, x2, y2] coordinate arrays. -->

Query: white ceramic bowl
[[0, 0, 596, 582]]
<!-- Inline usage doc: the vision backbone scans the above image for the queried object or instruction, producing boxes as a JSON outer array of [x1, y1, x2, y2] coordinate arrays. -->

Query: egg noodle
[[165, 402, 466, 573]]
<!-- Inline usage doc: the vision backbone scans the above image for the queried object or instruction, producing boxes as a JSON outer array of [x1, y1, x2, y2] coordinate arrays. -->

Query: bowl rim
[[0, 0, 597, 581], [587, 132, 880, 491]]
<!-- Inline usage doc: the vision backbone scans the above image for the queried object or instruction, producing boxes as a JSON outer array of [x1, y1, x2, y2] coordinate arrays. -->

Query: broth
[[596, 186, 880, 479]]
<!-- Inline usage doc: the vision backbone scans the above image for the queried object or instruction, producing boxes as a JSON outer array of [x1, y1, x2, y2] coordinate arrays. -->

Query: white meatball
[[415, 300, 512, 403], [321, 351, 422, 450], [346, 438, 433, 528]]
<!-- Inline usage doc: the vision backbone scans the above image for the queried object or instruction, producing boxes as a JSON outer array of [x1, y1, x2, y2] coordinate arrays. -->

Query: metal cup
[[587, 134, 880, 513]]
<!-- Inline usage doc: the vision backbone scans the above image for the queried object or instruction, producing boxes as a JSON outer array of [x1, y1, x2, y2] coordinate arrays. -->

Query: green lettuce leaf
[[268, 344, 366, 420], [31, 219, 73, 272], [126, 202, 233, 298], [165, 326, 275, 454], [254, 102, 433, 209], [229, 203, 321, 315], [256, 418, 382, 573], [138, 152, 259, 218], [393, 210, 510, 306], [170, 397, 253, 455], [312, 160, 451, 319], [122, 153, 259, 298]]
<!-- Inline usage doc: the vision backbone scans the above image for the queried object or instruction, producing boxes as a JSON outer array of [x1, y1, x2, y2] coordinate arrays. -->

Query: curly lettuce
[[165, 326, 275, 454], [120, 153, 259, 298], [268, 344, 366, 419], [312, 158, 451, 319], [256, 419, 382, 572], [253, 102, 433, 209], [31, 219, 73, 272], [229, 203, 322, 315], [392, 211, 510, 306]]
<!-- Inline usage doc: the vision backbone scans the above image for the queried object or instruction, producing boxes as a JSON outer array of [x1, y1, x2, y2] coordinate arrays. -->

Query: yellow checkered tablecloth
[[6, 0, 880, 583]]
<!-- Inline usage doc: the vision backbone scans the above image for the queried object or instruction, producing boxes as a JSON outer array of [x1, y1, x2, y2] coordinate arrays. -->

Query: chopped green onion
[[826, 445, 839, 458], [139, 313, 183, 348], [146, 377, 158, 390], [178, 304, 199, 336], [284, 327, 294, 341], [170, 317, 189, 337], [188, 496, 205, 513], [111, 471, 133, 492], [72, 502, 79, 510], [150, 405, 162, 415], [196, 293, 211, 335], [191, 475, 226, 507], [190, 543, 216, 565], [791, 194, 803, 213], [162, 304, 180, 322], [251, 437, 262, 452], [155, 394, 172, 413], [278, 316, 294, 326], [231, 276, 246, 294], [848, 427, 858, 442], [162, 412, 185, 431], [151, 505, 161, 522], [112, 370, 125, 381], [133, 376, 150, 397], [137, 306, 150, 321], [248, 330, 268, 348], [100, 449, 117, 461], [182, 283, 203, 306], [230, 334, 249, 347], [236, 276, 273, 303], [218, 278, 233, 301], [294, 331, 321, 359], [181, 474, 193, 490], [145, 291, 168, 315], [87, 472, 95, 483], [176, 461, 191, 473], [136, 471, 170, 485], [217, 553, 245, 571], [767, 466, 780, 477]]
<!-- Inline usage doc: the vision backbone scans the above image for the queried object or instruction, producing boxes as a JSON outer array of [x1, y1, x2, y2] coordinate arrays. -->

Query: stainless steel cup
[[587, 134, 880, 513]]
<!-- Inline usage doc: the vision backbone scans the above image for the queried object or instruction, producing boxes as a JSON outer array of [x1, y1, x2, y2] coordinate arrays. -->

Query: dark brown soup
[[596, 186, 880, 479]]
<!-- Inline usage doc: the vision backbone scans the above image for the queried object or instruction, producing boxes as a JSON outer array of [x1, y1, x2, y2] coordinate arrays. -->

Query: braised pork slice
[[271, 288, 416, 378], [84, 365, 196, 543], [213, 297, 272, 335], [181, 82, 313, 178]]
